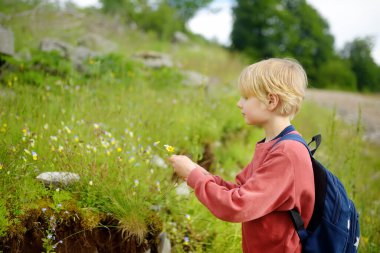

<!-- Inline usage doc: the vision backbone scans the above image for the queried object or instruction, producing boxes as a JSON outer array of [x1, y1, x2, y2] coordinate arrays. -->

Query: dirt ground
[[305, 89, 380, 145]]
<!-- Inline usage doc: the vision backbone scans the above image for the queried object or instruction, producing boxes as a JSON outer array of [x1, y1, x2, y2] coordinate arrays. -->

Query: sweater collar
[[257, 125, 295, 144]]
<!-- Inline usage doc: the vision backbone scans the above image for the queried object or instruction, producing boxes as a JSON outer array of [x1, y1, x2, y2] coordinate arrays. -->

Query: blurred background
[[48, 0, 380, 92]]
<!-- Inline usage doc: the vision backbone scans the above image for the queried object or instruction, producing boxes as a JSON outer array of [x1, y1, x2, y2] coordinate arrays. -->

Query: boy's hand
[[169, 155, 196, 179]]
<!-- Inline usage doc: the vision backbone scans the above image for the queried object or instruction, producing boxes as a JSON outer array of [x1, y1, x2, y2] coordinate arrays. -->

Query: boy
[[169, 58, 315, 253]]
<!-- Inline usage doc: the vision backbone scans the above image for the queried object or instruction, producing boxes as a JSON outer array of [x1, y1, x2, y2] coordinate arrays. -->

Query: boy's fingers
[[168, 155, 177, 163]]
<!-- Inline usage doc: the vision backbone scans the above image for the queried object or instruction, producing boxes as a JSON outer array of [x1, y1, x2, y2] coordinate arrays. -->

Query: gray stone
[[78, 33, 118, 53], [132, 51, 173, 69], [181, 70, 210, 87], [71, 46, 98, 68], [36, 172, 80, 187], [39, 38, 98, 71], [39, 38, 73, 58], [0, 25, 14, 56], [172, 31, 189, 44], [158, 232, 171, 253]]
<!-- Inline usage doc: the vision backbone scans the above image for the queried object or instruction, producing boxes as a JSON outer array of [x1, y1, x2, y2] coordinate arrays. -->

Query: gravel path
[[305, 89, 380, 145]]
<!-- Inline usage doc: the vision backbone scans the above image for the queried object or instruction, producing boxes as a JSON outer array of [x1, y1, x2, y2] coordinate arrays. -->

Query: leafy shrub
[[315, 59, 357, 90]]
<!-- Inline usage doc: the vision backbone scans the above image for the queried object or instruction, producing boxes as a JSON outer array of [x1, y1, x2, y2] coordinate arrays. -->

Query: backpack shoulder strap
[[273, 133, 310, 243]]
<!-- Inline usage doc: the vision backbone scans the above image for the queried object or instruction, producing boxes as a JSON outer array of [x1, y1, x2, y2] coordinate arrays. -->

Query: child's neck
[[262, 117, 292, 143]]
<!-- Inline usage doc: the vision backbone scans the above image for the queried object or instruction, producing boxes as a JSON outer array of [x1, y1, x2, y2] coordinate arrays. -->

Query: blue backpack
[[275, 128, 360, 253]]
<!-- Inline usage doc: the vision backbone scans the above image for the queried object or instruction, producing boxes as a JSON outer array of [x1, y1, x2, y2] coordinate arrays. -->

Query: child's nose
[[237, 99, 243, 109]]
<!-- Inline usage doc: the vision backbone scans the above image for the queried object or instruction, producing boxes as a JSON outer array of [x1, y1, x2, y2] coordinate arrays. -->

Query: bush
[[314, 59, 357, 90]]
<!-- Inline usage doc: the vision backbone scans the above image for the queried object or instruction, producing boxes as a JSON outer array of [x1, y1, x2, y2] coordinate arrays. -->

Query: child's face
[[237, 96, 271, 126]]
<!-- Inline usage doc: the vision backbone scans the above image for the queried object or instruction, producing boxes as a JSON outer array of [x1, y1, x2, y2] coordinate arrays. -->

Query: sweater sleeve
[[187, 149, 296, 223], [211, 175, 239, 189]]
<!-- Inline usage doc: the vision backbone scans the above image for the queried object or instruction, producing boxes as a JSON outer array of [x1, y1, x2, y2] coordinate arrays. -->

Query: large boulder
[[0, 25, 15, 56], [132, 51, 174, 69]]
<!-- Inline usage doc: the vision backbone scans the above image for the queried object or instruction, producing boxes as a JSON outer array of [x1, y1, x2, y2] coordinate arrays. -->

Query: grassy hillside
[[1, 4, 379, 252]]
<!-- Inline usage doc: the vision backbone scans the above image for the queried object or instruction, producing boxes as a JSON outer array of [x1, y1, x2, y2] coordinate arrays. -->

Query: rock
[[78, 33, 118, 53], [15, 48, 32, 61], [172, 31, 189, 44], [39, 38, 98, 71], [71, 46, 98, 69], [0, 25, 15, 56], [158, 232, 171, 253], [132, 51, 173, 69], [152, 155, 168, 169], [175, 182, 190, 197], [181, 70, 210, 87], [39, 38, 73, 58], [36, 172, 80, 187]]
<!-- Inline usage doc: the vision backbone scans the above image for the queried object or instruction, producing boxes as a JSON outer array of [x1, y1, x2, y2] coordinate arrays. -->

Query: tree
[[231, 0, 286, 59], [99, 0, 212, 39], [231, 0, 335, 81], [342, 37, 380, 91], [166, 0, 213, 23]]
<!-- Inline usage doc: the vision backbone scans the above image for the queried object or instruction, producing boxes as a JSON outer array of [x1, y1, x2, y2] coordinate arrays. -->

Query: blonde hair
[[238, 58, 308, 118]]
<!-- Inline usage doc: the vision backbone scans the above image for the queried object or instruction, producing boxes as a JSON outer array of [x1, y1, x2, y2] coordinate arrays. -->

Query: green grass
[[0, 4, 379, 252]]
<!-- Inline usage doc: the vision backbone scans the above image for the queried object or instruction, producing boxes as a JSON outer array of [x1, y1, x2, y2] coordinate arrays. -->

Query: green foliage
[[0, 200, 9, 237], [0, 0, 44, 13], [231, 0, 375, 90], [99, 0, 196, 40], [341, 37, 380, 92], [315, 59, 357, 90], [166, 0, 213, 22], [0, 50, 74, 87]]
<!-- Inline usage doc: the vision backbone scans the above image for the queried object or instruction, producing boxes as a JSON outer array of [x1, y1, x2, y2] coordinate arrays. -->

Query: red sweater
[[187, 134, 315, 253]]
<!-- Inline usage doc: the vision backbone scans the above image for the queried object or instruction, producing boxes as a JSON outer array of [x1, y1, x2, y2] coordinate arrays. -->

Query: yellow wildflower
[[117, 147, 122, 152], [0, 164, 3, 170], [164, 144, 175, 153], [32, 151, 38, 161], [22, 128, 29, 136]]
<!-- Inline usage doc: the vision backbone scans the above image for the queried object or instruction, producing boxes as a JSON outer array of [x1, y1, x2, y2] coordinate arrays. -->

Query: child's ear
[[267, 94, 279, 111]]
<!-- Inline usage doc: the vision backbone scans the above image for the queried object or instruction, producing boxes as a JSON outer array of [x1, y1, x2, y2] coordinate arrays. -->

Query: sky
[[63, 0, 380, 64]]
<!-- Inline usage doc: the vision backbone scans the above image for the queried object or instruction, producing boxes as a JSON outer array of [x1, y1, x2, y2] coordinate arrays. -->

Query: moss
[[79, 207, 105, 231]]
